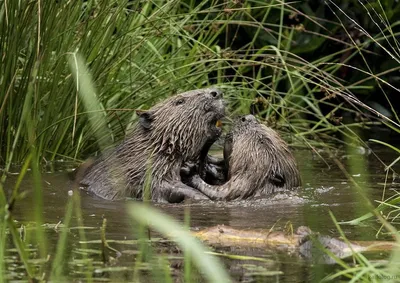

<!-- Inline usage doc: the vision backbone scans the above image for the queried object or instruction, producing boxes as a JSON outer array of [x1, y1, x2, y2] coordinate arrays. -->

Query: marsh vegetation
[[1, 0, 400, 281]]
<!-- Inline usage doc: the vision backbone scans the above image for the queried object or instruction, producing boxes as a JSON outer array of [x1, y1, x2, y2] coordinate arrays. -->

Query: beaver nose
[[240, 115, 257, 123], [209, 89, 223, 99]]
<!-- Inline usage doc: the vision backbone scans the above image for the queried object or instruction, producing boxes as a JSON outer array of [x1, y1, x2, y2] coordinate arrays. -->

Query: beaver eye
[[175, 98, 185, 105]]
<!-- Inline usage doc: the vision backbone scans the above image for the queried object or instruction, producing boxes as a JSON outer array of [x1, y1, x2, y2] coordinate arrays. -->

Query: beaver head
[[137, 88, 225, 160], [224, 114, 301, 196]]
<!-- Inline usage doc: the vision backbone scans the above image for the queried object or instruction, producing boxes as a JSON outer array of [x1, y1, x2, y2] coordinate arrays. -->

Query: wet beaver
[[188, 114, 301, 200], [79, 88, 225, 202]]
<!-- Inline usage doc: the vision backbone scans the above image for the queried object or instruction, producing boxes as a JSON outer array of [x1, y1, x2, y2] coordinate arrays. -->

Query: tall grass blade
[[50, 194, 74, 280], [68, 53, 113, 151], [127, 203, 231, 282]]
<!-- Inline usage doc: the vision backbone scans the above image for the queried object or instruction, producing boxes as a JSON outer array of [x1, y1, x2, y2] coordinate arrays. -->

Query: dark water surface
[[3, 147, 399, 282]]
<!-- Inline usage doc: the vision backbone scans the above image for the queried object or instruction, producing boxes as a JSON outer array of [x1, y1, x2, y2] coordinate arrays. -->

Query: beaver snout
[[203, 97, 225, 117], [201, 88, 223, 100], [209, 89, 223, 99], [238, 114, 258, 123]]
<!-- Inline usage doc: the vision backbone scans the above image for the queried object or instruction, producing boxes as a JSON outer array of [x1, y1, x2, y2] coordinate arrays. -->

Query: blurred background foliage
[[0, 0, 399, 165]]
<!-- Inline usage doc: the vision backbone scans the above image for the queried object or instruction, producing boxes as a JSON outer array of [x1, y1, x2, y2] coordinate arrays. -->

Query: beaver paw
[[202, 163, 226, 184], [181, 161, 198, 178], [187, 174, 202, 189]]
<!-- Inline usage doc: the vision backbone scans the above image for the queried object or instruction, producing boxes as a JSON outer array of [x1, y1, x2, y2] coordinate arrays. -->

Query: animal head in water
[[136, 88, 225, 159], [224, 114, 301, 196]]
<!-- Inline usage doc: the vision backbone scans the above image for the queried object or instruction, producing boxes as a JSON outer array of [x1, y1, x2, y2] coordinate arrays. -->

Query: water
[[2, 147, 399, 282]]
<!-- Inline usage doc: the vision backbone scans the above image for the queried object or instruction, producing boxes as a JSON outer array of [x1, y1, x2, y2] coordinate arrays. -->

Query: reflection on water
[[2, 148, 398, 282]]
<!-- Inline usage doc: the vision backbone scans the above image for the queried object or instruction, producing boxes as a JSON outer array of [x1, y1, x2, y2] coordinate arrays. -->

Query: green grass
[[2, 0, 400, 282], [316, 1, 400, 281], [2, 0, 397, 166], [127, 202, 231, 282]]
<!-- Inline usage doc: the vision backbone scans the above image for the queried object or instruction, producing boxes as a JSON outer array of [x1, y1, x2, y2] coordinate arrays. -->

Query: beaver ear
[[136, 110, 153, 130]]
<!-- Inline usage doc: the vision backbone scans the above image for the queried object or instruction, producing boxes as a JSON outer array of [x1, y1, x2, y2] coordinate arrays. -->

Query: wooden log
[[193, 225, 398, 262]]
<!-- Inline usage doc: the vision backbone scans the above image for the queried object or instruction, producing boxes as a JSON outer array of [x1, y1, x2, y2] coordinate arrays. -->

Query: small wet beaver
[[78, 88, 225, 202], [188, 114, 301, 200]]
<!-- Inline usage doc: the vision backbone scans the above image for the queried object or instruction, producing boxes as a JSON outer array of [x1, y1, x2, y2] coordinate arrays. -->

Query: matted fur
[[189, 115, 301, 200], [79, 88, 225, 202]]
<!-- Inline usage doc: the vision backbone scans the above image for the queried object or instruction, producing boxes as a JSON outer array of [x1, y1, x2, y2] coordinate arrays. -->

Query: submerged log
[[194, 225, 398, 264]]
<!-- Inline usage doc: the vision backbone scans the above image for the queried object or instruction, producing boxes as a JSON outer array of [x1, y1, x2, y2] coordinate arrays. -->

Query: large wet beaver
[[78, 88, 225, 202], [188, 114, 301, 200]]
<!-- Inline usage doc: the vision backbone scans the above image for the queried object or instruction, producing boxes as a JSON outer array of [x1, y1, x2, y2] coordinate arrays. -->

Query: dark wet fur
[[181, 155, 226, 186], [189, 115, 301, 201], [78, 88, 225, 202]]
